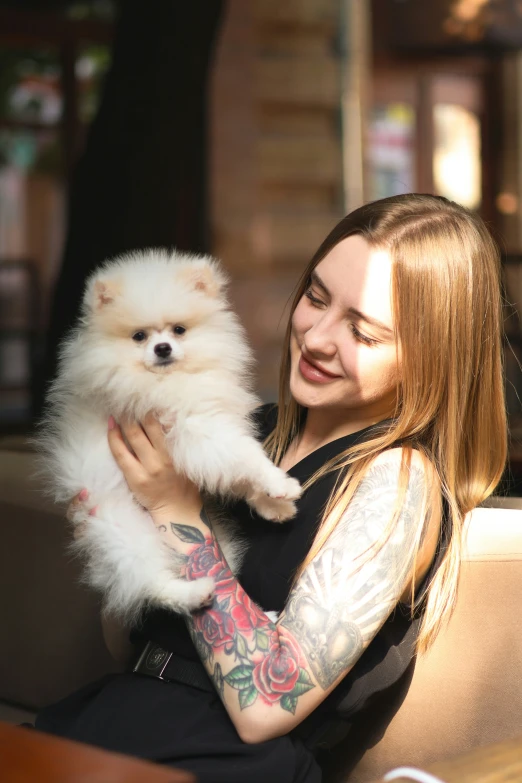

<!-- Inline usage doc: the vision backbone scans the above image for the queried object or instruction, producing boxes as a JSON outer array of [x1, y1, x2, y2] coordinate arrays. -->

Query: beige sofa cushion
[[348, 506, 522, 781], [0, 449, 119, 710]]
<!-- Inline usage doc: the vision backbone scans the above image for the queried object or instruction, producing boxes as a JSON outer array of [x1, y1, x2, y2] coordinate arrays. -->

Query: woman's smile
[[298, 352, 342, 384]]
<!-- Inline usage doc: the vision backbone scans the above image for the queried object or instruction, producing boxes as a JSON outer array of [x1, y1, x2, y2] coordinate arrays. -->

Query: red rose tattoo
[[252, 631, 301, 704], [185, 535, 221, 580], [209, 564, 237, 597], [195, 609, 235, 651], [230, 587, 267, 633], [172, 510, 315, 715]]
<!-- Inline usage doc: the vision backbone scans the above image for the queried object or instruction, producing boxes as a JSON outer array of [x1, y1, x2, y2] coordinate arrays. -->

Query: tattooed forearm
[[280, 461, 426, 690], [169, 508, 315, 714]]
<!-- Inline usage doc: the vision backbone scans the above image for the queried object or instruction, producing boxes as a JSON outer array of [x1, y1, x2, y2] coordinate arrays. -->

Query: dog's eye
[[173, 325, 186, 336], [132, 330, 148, 342]]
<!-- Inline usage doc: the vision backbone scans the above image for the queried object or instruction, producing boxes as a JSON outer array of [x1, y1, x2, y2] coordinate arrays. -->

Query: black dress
[[36, 405, 441, 783]]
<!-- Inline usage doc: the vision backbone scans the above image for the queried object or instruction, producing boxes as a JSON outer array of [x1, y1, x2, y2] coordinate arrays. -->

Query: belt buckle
[[133, 641, 173, 681]]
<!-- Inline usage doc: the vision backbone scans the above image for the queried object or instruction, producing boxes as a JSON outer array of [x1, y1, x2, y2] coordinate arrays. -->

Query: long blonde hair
[[266, 194, 507, 652]]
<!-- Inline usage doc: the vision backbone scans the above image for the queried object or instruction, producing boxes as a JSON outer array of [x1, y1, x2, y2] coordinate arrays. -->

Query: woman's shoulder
[[353, 446, 440, 531], [361, 447, 442, 587], [364, 445, 437, 487]]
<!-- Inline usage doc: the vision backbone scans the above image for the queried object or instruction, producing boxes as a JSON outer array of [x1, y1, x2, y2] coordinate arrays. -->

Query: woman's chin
[[289, 374, 331, 409]]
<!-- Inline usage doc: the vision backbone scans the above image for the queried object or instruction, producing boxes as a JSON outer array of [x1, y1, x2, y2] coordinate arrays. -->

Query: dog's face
[[123, 322, 189, 374], [79, 252, 242, 384]]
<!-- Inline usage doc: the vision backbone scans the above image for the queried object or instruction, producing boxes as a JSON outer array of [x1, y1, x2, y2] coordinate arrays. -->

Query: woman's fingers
[[111, 414, 171, 472], [140, 413, 172, 463], [117, 416, 162, 473], [108, 417, 144, 473], [107, 413, 198, 514]]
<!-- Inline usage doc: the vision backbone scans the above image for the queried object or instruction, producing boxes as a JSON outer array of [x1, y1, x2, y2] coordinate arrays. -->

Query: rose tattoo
[[173, 518, 315, 713]]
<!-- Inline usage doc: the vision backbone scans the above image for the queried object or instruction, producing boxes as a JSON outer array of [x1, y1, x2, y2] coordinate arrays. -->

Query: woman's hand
[[107, 413, 202, 521]]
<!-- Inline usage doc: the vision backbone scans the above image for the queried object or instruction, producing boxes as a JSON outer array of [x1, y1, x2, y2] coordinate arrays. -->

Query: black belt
[[133, 641, 215, 693]]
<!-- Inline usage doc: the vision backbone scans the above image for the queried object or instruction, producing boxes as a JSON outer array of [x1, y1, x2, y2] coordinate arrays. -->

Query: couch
[[0, 442, 119, 712], [1, 440, 521, 781]]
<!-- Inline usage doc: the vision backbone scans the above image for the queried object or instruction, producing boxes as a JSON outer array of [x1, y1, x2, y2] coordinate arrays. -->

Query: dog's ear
[[181, 261, 228, 298], [93, 280, 120, 310]]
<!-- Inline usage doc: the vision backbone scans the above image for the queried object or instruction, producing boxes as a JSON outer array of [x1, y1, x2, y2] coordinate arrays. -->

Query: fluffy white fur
[[35, 249, 301, 622]]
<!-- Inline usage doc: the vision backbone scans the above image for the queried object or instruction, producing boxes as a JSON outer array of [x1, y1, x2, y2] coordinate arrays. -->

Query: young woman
[[35, 194, 507, 782]]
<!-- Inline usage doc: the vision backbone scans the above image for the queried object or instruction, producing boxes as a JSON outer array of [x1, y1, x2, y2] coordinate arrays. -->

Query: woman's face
[[289, 234, 400, 420]]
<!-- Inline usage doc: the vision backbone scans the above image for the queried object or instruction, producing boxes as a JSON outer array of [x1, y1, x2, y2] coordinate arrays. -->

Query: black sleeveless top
[[137, 404, 445, 772], [36, 405, 445, 782]]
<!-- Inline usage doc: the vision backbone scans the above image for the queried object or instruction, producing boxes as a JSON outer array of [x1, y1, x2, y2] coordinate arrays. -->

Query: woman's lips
[[298, 354, 341, 384]]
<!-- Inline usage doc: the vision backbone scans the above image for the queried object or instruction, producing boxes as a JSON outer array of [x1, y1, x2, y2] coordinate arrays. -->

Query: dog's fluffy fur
[[36, 249, 301, 621]]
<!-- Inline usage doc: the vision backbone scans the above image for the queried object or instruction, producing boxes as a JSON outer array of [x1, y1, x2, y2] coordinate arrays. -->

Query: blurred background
[[1, 0, 522, 489]]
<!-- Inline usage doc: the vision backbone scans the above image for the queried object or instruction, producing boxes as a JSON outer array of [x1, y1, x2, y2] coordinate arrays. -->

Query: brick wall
[[210, 0, 346, 400]]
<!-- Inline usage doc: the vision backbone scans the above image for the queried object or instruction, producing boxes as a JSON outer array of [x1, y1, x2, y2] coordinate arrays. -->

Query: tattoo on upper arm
[[280, 461, 426, 690]]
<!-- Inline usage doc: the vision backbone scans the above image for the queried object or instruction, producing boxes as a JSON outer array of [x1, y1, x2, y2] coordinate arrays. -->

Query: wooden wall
[[210, 0, 346, 399]]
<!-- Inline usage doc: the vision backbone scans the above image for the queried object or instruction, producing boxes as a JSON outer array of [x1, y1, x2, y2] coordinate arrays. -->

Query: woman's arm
[[105, 416, 430, 744], [148, 451, 430, 743]]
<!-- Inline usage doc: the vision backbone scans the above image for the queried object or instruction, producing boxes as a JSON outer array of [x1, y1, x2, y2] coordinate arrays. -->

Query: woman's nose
[[304, 316, 336, 356]]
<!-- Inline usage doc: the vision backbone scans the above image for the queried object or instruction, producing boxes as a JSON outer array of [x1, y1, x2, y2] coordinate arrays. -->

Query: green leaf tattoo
[[289, 669, 315, 698], [280, 694, 299, 715], [235, 633, 248, 659], [239, 685, 258, 710], [255, 630, 269, 651], [297, 668, 313, 686], [224, 664, 254, 690], [170, 523, 206, 544]]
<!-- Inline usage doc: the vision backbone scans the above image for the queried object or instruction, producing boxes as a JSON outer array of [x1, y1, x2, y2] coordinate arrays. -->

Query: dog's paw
[[247, 469, 301, 522], [259, 471, 302, 503], [271, 474, 302, 502], [186, 577, 216, 611], [66, 489, 99, 526], [157, 576, 215, 613], [249, 494, 298, 523]]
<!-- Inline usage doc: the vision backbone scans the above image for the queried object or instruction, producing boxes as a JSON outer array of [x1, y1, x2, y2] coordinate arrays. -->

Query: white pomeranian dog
[[36, 249, 301, 621]]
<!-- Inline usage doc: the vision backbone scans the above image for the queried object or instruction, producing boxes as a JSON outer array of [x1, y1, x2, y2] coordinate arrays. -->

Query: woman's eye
[[173, 325, 186, 336], [132, 330, 147, 342], [350, 324, 378, 347], [304, 288, 324, 307]]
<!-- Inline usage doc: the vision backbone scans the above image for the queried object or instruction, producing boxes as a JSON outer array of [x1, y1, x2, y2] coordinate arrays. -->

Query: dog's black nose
[[154, 343, 172, 358]]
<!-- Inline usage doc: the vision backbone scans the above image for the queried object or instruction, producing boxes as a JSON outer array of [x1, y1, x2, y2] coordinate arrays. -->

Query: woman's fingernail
[[108, 416, 115, 430], [79, 489, 89, 501]]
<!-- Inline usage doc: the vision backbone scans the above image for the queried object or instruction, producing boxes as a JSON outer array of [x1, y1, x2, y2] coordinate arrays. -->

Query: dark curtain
[[33, 0, 225, 420]]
